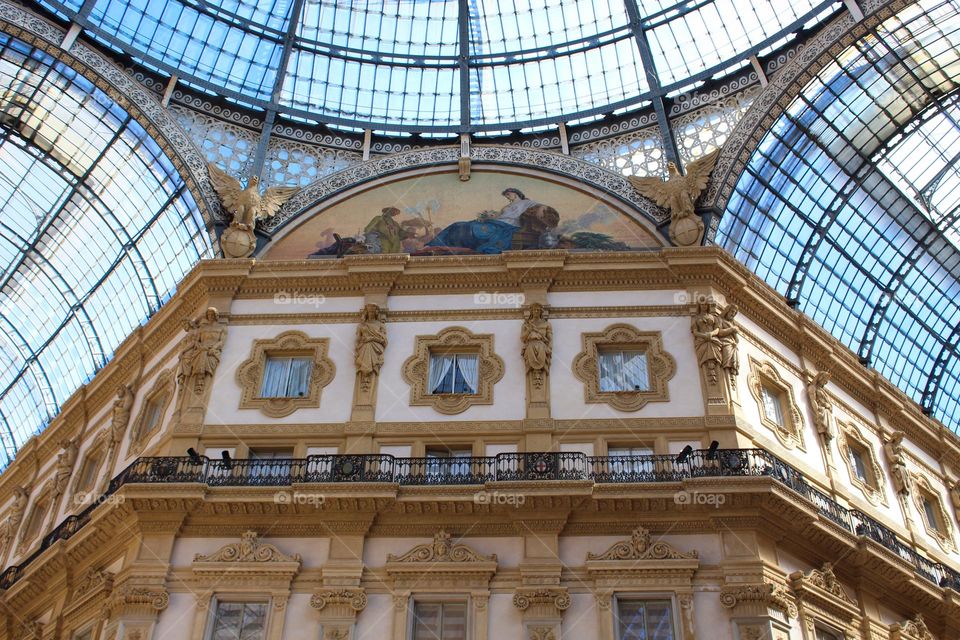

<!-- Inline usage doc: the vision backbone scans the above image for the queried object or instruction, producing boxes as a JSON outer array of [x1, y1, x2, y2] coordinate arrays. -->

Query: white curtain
[[761, 386, 784, 425], [261, 357, 312, 398], [260, 357, 290, 397], [622, 351, 649, 391], [429, 354, 455, 393], [455, 354, 479, 393], [287, 358, 312, 396], [599, 351, 649, 392], [599, 351, 618, 392]]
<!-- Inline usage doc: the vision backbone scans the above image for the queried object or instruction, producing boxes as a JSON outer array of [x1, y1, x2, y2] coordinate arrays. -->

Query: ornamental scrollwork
[[587, 526, 698, 561], [387, 530, 496, 564], [193, 530, 302, 563]]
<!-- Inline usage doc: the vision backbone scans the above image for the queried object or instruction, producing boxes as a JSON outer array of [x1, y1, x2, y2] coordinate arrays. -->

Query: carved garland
[[747, 358, 805, 450], [835, 421, 887, 507], [401, 327, 504, 415], [194, 530, 302, 563], [572, 324, 676, 412], [910, 473, 956, 553], [236, 330, 336, 418], [129, 370, 174, 455]]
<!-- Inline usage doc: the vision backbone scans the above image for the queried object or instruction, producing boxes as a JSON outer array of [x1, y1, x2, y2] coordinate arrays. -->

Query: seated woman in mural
[[424, 188, 559, 254]]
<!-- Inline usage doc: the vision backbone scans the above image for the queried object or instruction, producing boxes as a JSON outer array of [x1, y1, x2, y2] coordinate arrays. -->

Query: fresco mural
[[265, 171, 662, 259]]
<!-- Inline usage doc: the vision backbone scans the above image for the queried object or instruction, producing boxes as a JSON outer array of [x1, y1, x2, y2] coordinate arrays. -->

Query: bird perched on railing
[[207, 163, 299, 230]]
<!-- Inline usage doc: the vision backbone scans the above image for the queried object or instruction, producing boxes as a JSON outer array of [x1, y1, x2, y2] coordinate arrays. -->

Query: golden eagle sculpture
[[628, 149, 719, 247], [207, 163, 299, 231]]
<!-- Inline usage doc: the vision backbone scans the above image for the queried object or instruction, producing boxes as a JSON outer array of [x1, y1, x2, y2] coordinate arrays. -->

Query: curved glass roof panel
[[36, 0, 841, 131], [718, 0, 960, 432], [0, 33, 212, 466]]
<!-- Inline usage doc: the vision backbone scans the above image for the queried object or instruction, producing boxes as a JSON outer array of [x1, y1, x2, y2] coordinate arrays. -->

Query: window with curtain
[[616, 599, 675, 640], [846, 442, 872, 486], [260, 356, 313, 398], [598, 350, 649, 392], [248, 448, 295, 480], [760, 385, 784, 426], [425, 447, 473, 477], [208, 600, 268, 640], [412, 601, 467, 640], [428, 353, 479, 394], [608, 446, 654, 474]]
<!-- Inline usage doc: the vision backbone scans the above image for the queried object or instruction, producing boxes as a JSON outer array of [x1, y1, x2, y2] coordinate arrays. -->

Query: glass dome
[[718, 0, 960, 433], [36, 0, 840, 132], [0, 33, 212, 465]]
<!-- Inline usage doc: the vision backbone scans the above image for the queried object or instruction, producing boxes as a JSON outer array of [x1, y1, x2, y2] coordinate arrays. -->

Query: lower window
[[815, 627, 842, 640], [412, 601, 467, 640], [208, 600, 269, 640], [616, 598, 675, 640]]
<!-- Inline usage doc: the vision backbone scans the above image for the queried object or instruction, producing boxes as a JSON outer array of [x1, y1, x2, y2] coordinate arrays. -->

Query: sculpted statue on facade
[[692, 300, 738, 386], [355, 303, 387, 392], [521, 303, 552, 388], [52, 438, 79, 500], [628, 149, 719, 246], [176, 307, 226, 414], [807, 371, 834, 442], [951, 480, 960, 511], [207, 163, 298, 258], [883, 431, 912, 496], [110, 384, 135, 445], [0, 485, 29, 557]]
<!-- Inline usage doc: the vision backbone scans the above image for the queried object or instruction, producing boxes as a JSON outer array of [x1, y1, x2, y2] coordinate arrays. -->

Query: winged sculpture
[[207, 163, 299, 230], [628, 149, 719, 247]]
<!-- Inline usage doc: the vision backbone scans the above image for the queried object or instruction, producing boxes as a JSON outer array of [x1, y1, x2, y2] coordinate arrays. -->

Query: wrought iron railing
[[2, 448, 958, 592]]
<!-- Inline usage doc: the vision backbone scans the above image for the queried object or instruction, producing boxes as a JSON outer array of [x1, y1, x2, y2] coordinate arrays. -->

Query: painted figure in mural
[[426, 188, 559, 253], [363, 207, 415, 254]]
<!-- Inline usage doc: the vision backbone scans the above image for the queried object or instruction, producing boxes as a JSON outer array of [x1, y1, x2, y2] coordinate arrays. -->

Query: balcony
[[2, 448, 958, 593]]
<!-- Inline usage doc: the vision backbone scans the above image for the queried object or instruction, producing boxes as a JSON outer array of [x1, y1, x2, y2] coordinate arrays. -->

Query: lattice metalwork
[[264, 138, 362, 187], [717, 0, 960, 432], [0, 33, 212, 465], [571, 125, 666, 177], [673, 88, 759, 164]]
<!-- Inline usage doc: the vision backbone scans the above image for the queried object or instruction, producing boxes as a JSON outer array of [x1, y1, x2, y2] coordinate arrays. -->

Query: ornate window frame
[[747, 358, 805, 450], [788, 563, 861, 640], [386, 530, 497, 640], [836, 421, 886, 507], [70, 433, 109, 509], [236, 331, 336, 418], [401, 327, 504, 415], [572, 324, 676, 412], [190, 531, 302, 640], [129, 370, 174, 455], [17, 483, 52, 551], [585, 526, 699, 640], [911, 473, 956, 553]]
